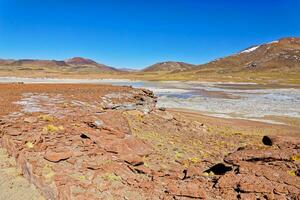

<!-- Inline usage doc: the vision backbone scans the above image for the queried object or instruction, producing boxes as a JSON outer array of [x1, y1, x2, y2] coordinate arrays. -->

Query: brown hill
[[0, 59, 15, 65], [11, 59, 67, 67], [195, 37, 300, 73], [65, 57, 98, 66], [0, 57, 118, 72], [64, 57, 117, 71], [155, 37, 300, 83], [142, 61, 195, 72]]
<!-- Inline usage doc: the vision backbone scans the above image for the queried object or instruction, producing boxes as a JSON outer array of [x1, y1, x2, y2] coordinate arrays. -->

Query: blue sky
[[0, 0, 299, 69]]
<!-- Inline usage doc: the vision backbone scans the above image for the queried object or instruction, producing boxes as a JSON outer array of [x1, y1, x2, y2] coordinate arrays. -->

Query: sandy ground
[[0, 148, 44, 200], [169, 108, 300, 137]]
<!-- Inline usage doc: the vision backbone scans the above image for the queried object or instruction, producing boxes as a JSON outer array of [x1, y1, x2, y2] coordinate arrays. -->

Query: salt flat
[[1, 77, 300, 123]]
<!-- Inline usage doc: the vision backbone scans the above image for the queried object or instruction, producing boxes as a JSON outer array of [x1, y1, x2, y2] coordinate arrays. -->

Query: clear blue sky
[[0, 0, 299, 69]]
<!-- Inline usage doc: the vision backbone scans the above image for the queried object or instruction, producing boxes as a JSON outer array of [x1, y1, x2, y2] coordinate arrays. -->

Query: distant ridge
[[0, 37, 299, 83], [142, 61, 196, 72], [0, 57, 118, 72]]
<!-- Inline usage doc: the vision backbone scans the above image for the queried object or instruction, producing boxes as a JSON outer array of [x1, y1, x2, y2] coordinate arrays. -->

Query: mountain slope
[[65, 57, 98, 66], [196, 37, 300, 73], [64, 57, 117, 71], [155, 37, 300, 83], [142, 61, 195, 72], [10, 59, 67, 67], [0, 57, 118, 72]]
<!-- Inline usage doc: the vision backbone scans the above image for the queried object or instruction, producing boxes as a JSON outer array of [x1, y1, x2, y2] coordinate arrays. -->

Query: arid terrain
[[0, 0, 299, 199], [1, 37, 299, 84], [0, 37, 299, 200], [0, 83, 299, 199]]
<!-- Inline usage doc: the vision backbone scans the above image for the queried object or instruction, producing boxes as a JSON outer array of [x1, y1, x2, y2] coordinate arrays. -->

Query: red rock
[[24, 116, 38, 123], [123, 136, 153, 156], [158, 165, 186, 179], [138, 180, 155, 190], [165, 180, 206, 199], [238, 161, 300, 190], [272, 194, 288, 200], [216, 172, 240, 189], [186, 165, 204, 178], [239, 175, 274, 193], [6, 129, 22, 136], [239, 193, 258, 200], [224, 149, 298, 165], [97, 110, 131, 134], [103, 135, 152, 156], [44, 148, 73, 162], [102, 126, 126, 138], [131, 165, 152, 175], [262, 135, 300, 149], [4, 84, 300, 199], [66, 158, 77, 165], [120, 153, 144, 166]]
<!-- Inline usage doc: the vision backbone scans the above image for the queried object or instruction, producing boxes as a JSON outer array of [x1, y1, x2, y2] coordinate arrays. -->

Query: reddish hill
[[65, 57, 117, 71], [142, 61, 195, 72], [0, 57, 118, 72], [65, 57, 98, 66]]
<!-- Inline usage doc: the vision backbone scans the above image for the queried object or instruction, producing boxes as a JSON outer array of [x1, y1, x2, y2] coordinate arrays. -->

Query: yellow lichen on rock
[[291, 155, 300, 161], [43, 124, 64, 133], [102, 173, 122, 182], [25, 142, 34, 149], [38, 115, 55, 122]]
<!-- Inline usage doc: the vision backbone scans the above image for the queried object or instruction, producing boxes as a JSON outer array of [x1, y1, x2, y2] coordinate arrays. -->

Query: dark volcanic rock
[[262, 135, 300, 149]]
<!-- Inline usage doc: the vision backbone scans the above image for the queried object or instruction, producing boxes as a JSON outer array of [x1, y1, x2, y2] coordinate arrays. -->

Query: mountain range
[[0, 37, 299, 83], [0, 57, 117, 72]]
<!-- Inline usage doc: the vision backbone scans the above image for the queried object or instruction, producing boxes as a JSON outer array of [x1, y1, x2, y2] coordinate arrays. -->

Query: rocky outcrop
[[0, 83, 299, 200], [0, 85, 159, 199], [100, 88, 157, 113], [215, 135, 300, 199]]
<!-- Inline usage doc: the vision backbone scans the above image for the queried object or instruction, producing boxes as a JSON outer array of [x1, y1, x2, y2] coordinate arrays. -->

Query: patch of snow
[[240, 45, 260, 54], [267, 40, 279, 44]]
